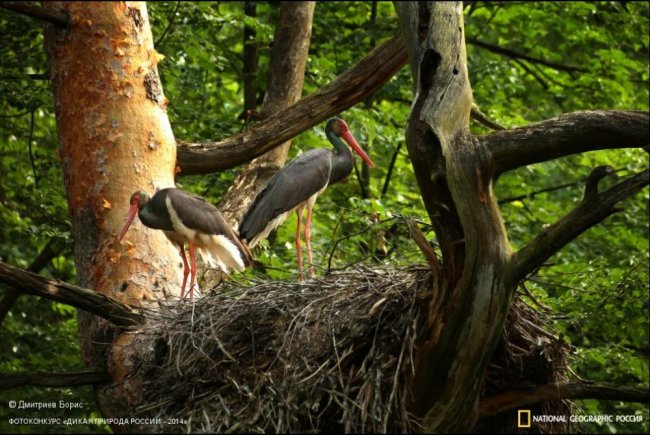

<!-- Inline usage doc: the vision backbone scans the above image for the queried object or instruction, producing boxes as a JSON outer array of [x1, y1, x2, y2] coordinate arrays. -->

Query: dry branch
[[0, 2, 70, 27], [483, 110, 649, 176], [176, 35, 408, 175], [510, 169, 649, 282], [0, 262, 143, 327], [0, 370, 109, 391], [480, 381, 650, 417]]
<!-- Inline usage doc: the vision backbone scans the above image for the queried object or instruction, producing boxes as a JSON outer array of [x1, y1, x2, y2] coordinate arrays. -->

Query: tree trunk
[[395, 2, 513, 431], [43, 1, 180, 419], [219, 1, 315, 226]]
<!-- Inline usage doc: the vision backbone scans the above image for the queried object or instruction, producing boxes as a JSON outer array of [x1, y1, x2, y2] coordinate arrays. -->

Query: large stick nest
[[126, 265, 572, 433]]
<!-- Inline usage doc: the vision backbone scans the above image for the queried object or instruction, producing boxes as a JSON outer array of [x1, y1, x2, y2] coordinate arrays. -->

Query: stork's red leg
[[305, 204, 315, 278], [295, 208, 304, 280], [189, 242, 197, 301], [179, 243, 189, 300]]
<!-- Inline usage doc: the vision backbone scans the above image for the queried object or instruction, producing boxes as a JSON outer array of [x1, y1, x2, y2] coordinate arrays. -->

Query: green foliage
[[0, 2, 648, 434]]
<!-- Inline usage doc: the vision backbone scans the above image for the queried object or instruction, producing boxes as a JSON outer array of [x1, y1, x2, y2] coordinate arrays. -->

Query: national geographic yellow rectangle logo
[[518, 410, 531, 428]]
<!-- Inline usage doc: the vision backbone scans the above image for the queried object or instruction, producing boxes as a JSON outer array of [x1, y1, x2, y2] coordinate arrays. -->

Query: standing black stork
[[238, 118, 375, 278], [119, 188, 252, 300]]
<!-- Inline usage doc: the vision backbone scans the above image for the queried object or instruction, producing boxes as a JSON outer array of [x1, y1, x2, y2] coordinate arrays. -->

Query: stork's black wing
[[166, 188, 252, 265], [239, 148, 332, 243]]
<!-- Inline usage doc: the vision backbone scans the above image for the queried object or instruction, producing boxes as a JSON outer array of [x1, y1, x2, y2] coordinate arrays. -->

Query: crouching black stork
[[238, 118, 375, 279], [119, 188, 252, 300]]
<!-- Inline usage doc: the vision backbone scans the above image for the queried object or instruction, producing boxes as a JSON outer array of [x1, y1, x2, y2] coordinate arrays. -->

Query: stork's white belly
[[249, 185, 327, 248]]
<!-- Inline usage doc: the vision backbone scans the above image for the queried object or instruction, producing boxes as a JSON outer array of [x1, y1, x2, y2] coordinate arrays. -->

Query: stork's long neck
[[327, 129, 354, 184], [138, 195, 173, 231]]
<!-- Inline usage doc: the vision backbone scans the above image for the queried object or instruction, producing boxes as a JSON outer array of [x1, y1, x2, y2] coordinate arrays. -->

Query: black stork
[[238, 118, 375, 278], [118, 188, 252, 300]]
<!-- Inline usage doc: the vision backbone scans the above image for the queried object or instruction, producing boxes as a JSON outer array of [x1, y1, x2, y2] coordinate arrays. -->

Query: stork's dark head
[[327, 118, 375, 168], [119, 191, 151, 241]]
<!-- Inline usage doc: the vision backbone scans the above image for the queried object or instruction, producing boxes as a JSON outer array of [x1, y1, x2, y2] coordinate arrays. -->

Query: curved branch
[[480, 381, 650, 418], [0, 370, 109, 391], [466, 37, 586, 73], [510, 169, 649, 283], [0, 262, 143, 327], [0, 2, 70, 27], [176, 34, 408, 175], [484, 110, 649, 176]]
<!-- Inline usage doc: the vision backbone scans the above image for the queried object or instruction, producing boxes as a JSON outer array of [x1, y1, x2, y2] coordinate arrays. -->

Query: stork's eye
[[130, 192, 140, 205]]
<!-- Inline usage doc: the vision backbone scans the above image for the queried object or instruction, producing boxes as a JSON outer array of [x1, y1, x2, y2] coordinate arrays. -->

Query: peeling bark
[[43, 1, 180, 419]]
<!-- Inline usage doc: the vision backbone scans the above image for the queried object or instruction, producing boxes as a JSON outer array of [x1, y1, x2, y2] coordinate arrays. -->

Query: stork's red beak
[[118, 202, 139, 242], [341, 130, 375, 168]]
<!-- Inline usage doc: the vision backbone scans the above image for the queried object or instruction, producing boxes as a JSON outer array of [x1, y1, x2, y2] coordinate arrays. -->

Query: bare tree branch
[[0, 262, 143, 327], [0, 2, 70, 27], [0, 370, 109, 391], [466, 37, 586, 73], [510, 169, 649, 283], [480, 381, 650, 418], [176, 34, 408, 175], [483, 110, 649, 176]]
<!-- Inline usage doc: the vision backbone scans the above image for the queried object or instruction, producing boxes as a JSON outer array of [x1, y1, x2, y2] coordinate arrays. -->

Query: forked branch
[[0, 262, 143, 327], [510, 169, 649, 282]]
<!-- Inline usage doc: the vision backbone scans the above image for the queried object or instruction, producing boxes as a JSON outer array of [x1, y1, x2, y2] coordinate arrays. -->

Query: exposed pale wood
[[395, 2, 513, 431]]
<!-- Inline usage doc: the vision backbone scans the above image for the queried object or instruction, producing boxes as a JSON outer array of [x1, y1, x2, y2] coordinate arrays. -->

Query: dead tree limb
[[176, 34, 408, 175], [482, 110, 649, 176], [0, 262, 143, 327]]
